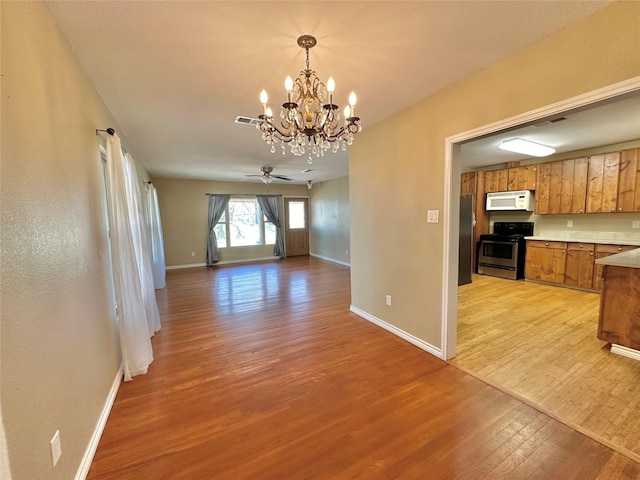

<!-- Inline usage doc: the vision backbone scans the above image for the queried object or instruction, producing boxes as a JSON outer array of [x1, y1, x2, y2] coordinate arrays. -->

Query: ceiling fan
[[245, 166, 293, 184]]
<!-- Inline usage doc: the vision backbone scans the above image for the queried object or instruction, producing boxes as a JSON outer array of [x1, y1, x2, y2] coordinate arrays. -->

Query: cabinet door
[[535, 163, 551, 214], [617, 148, 640, 212], [587, 152, 620, 213], [484, 169, 508, 193], [564, 243, 595, 289], [508, 165, 537, 191], [571, 158, 588, 214], [525, 241, 566, 284], [548, 161, 564, 214], [460, 172, 477, 196]]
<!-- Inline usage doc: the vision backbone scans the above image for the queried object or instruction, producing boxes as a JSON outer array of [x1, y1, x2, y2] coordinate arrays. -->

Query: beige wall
[[350, 2, 640, 354], [154, 178, 308, 266], [309, 176, 350, 265], [0, 2, 140, 479]]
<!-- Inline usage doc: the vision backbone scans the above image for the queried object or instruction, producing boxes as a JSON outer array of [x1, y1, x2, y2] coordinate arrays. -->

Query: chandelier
[[257, 35, 362, 164]]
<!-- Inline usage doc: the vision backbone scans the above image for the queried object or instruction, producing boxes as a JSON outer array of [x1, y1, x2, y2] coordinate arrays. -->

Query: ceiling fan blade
[[272, 175, 293, 181], [245, 174, 264, 178]]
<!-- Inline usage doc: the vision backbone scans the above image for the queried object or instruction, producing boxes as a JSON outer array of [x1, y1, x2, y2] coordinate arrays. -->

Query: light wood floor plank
[[88, 258, 639, 478], [454, 273, 640, 461]]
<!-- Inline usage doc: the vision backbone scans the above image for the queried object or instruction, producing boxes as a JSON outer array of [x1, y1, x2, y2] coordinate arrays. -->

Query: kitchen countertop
[[595, 248, 640, 269], [524, 232, 640, 247]]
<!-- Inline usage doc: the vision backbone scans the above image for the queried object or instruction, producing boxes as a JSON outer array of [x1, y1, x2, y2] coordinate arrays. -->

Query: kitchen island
[[596, 247, 640, 360]]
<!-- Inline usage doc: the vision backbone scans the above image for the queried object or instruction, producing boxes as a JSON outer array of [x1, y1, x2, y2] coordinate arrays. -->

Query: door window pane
[[288, 201, 305, 229]]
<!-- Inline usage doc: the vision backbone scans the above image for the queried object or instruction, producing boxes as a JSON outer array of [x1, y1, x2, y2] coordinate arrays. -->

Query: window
[[216, 197, 275, 248]]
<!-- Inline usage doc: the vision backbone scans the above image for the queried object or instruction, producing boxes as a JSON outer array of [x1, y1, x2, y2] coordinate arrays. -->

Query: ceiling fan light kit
[[499, 138, 556, 157], [257, 35, 362, 164]]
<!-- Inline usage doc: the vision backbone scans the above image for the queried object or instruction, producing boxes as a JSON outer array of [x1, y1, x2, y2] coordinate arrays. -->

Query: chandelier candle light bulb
[[256, 34, 362, 159]]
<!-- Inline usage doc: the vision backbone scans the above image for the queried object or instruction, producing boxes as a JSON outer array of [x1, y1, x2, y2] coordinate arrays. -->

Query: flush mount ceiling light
[[499, 138, 556, 157], [257, 35, 362, 165]]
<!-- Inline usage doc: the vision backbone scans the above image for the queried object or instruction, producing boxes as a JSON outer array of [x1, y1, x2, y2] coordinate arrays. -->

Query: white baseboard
[[611, 344, 640, 362], [349, 305, 443, 360], [75, 365, 123, 480], [310, 253, 351, 267], [166, 262, 206, 270]]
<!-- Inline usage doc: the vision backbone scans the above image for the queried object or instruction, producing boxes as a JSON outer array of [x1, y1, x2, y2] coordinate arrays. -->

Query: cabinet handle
[[618, 247, 622, 251], [590, 253, 594, 256], [618, 208, 622, 211], [611, 208, 615, 212], [545, 242, 549, 246]]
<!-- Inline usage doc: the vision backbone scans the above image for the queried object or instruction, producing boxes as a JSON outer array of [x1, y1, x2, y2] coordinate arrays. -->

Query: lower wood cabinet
[[525, 240, 566, 284], [598, 264, 640, 350], [525, 241, 637, 291], [592, 244, 638, 291], [564, 243, 595, 289]]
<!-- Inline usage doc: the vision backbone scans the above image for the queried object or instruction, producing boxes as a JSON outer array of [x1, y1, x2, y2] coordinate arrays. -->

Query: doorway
[[284, 197, 309, 256], [443, 77, 640, 359]]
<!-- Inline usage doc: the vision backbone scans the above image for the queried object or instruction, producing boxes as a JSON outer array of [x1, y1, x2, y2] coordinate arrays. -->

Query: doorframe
[[441, 76, 640, 361]]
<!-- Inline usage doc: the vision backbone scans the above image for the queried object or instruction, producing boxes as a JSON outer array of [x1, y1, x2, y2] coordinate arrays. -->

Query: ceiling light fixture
[[499, 138, 556, 157], [258, 35, 362, 165]]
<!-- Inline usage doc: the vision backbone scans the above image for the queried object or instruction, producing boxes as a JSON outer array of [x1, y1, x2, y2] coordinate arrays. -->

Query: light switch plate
[[427, 210, 439, 223], [633, 221, 640, 229]]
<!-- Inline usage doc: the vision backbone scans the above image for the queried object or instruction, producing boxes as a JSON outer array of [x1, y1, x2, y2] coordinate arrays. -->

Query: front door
[[284, 197, 309, 256]]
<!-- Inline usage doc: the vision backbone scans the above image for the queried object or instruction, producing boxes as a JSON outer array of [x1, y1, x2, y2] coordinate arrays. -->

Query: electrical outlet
[[386, 295, 392, 306], [191, 251, 195, 256], [427, 210, 439, 223], [633, 221, 640, 229], [50, 430, 61, 467], [345, 249, 349, 256], [566, 220, 573, 228]]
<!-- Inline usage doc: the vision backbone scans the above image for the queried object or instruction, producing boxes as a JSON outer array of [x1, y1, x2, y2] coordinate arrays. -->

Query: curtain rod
[[205, 193, 282, 197]]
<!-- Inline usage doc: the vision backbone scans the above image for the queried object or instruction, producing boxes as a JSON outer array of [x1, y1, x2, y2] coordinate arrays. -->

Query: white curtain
[[105, 135, 160, 381], [146, 183, 166, 289]]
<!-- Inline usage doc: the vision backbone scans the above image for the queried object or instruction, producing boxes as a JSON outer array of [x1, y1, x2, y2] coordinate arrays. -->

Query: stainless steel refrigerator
[[458, 194, 474, 286]]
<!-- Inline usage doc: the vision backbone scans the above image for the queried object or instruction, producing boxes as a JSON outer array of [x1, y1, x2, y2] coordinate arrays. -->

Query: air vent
[[234, 116, 260, 126], [548, 117, 567, 123], [301, 168, 314, 173]]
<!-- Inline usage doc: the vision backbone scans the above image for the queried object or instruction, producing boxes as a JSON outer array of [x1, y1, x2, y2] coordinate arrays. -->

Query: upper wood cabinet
[[483, 169, 508, 193], [460, 171, 477, 196], [507, 165, 537, 191], [617, 148, 640, 212], [535, 158, 588, 214], [484, 166, 536, 193], [586, 152, 620, 213]]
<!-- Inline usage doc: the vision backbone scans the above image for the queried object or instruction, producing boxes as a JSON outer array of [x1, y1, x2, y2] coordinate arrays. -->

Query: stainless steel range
[[477, 222, 534, 280]]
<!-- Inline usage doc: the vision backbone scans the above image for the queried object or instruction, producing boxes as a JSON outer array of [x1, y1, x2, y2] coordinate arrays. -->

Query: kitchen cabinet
[[564, 243, 595, 289], [598, 264, 640, 350], [526, 241, 637, 291], [507, 165, 537, 191], [460, 172, 490, 272], [483, 169, 508, 193], [617, 148, 640, 212], [525, 240, 567, 284], [586, 152, 620, 213], [593, 244, 637, 291], [535, 157, 588, 214]]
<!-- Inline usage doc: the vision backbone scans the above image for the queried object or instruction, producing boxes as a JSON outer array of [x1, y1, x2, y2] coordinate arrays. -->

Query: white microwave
[[486, 190, 534, 211]]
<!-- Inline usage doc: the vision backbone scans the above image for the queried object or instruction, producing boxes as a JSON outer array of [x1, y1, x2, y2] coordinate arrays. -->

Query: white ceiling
[[460, 92, 640, 169], [44, 1, 619, 185]]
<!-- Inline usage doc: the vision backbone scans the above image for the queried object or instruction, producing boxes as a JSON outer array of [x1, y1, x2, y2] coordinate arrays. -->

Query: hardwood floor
[[88, 258, 640, 479], [453, 273, 640, 463]]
